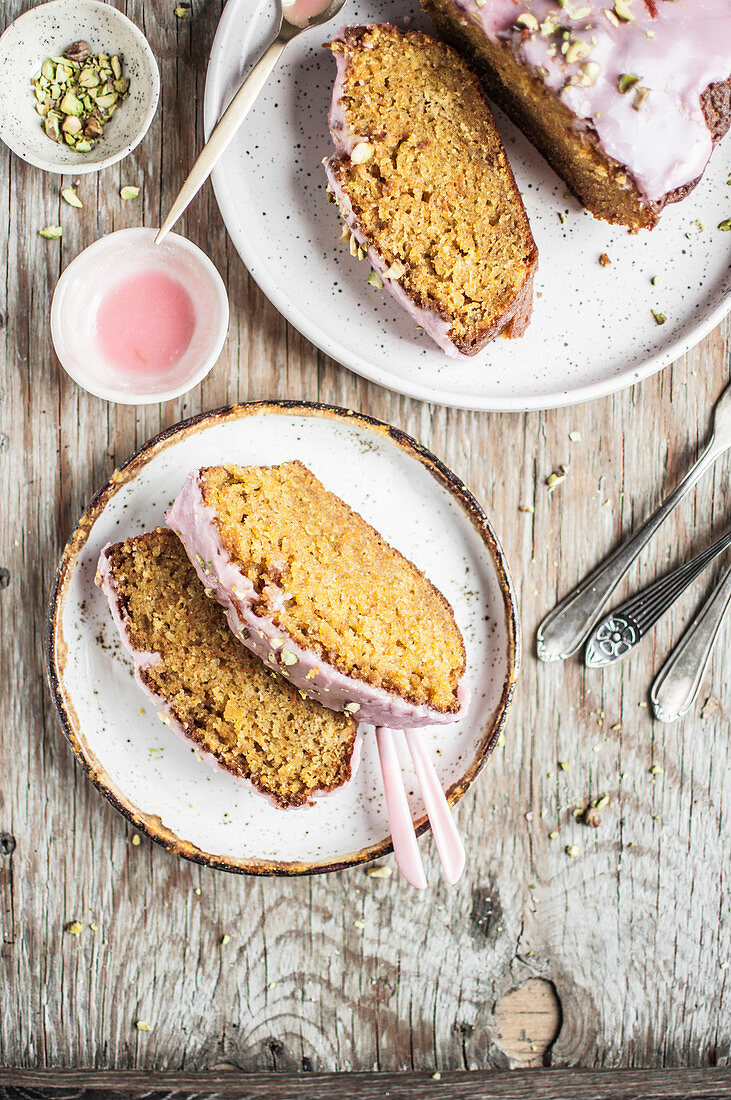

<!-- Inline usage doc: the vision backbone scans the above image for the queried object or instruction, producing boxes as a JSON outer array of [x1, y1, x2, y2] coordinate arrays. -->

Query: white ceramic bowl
[[51, 228, 230, 404], [0, 0, 159, 174]]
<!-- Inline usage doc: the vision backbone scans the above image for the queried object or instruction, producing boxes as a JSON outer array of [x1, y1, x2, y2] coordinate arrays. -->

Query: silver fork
[[651, 563, 731, 722], [155, 0, 348, 245], [537, 381, 731, 662], [584, 527, 731, 668]]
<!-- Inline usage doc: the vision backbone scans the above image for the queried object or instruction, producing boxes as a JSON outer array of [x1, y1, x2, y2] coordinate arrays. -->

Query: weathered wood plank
[[2, 1067, 731, 1099], [0, 0, 729, 1075]]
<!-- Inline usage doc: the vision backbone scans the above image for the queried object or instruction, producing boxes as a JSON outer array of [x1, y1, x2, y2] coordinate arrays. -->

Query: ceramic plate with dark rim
[[46, 403, 519, 876], [204, 0, 731, 412]]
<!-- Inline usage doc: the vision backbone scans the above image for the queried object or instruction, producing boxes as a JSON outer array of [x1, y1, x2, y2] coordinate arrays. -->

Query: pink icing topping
[[455, 0, 730, 202], [325, 35, 466, 360], [166, 472, 469, 729], [96, 545, 361, 809]]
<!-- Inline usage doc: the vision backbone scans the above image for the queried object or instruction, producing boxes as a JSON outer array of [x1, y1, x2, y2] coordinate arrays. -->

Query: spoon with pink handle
[[376, 727, 465, 888], [155, 0, 348, 245]]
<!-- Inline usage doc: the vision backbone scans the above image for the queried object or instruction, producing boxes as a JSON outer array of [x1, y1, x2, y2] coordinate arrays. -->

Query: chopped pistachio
[[32, 46, 131, 150], [614, 0, 634, 20], [135, 1020, 153, 1032], [558, 760, 570, 771], [62, 115, 83, 135], [546, 466, 567, 492], [367, 271, 383, 289], [548, 831, 559, 840], [59, 90, 84, 116], [131, 833, 141, 845], [649, 764, 663, 775], [366, 865, 392, 878], [577, 61, 600, 87], [221, 934, 230, 945], [65, 40, 91, 64], [516, 12, 540, 30], [604, 7, 620, 25], [594, 794, 610, 810], [617, 72, 641, 94], [339, 225, 350, 242], [382, 260, 405, 280], [95, 91, 118, 110], [565, 40, 591, 64], [565, 844, 580, 858], [349, 233, 359, 257], [518, 503, 534, 513], [351, 141, 374, 164], [78, 67, 100, 88], [558, 211, 567, 224], [344, 701, 361, 714], [39, 225, 62, 239], [120, 185, 140, 200], [61, 187, 83, 208], [280, 648, 297, 666], [651, 309, 666, 326], [651, 275, 662, 285], [65, 919, 83, 936], [718, 218, 731, 231], [175, 5, 191, 16], [632, 86, 650, 111]]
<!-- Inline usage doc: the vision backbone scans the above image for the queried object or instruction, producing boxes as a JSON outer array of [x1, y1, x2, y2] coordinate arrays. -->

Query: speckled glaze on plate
[[0, 0, 159, 175], [45, 403, 519, 876], [204, 0, 731, 412]]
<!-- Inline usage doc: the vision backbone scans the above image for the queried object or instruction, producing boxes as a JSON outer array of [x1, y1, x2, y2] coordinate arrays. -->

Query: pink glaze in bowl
[[50, 227, 229, 404]]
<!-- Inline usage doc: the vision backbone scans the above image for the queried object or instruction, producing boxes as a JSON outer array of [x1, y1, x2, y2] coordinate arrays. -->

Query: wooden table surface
[[1, 0, 730, 1080]]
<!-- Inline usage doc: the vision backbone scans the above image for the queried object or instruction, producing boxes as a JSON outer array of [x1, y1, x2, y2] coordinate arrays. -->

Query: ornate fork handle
[[584, 527, 731, 668], [537, 438, 723, 662]]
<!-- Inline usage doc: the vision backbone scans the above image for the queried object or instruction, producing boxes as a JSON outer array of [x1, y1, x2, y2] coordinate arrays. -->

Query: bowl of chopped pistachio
[[0, 0, 159, 174]]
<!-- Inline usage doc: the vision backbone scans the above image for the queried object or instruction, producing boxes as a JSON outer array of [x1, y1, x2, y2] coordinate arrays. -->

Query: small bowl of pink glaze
[[50, 227, 229, 404]]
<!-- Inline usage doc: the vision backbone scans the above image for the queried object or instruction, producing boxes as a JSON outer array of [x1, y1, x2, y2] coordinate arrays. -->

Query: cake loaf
[[167, 462, 469, 728], [324, 24, 538, 357], [422, 0, 731, 230], [96, 529, 359, 808]]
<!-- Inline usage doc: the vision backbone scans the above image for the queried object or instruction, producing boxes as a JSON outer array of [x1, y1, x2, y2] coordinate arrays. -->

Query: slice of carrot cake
[[96, 528, 359, 808], [422, 0, 731, 230], [324, 24, 538, 357], [167, 462, 469, 728]]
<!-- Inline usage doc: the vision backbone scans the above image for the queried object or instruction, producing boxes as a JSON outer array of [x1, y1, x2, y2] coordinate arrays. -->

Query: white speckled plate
[[204, 0, 731, 412], [46, 403, 519, 875]]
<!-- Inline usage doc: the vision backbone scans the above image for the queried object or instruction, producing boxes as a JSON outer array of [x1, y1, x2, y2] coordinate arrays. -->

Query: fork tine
[[376, 727, 427, 890], [405, 730, 465, 885]]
